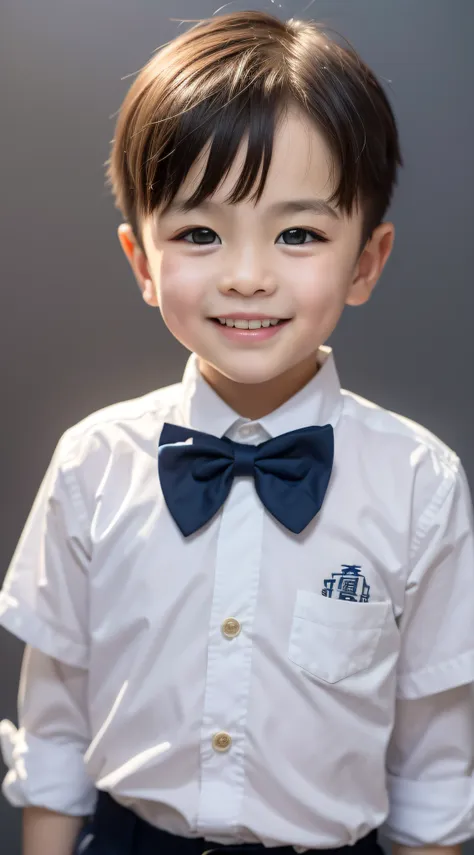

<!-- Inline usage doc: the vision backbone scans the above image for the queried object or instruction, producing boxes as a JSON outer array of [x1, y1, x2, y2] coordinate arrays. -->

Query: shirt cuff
[[396, 649, 474, 700], [0, 591, 88, 669], [0, 720, 96, 816], [382, 772, 474, 845]]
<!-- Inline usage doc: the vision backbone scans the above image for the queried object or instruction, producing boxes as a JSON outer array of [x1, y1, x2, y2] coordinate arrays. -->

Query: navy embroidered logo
[[322, 565, 370, 602]]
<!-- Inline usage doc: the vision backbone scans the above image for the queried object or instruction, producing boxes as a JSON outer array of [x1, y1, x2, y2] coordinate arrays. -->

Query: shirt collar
[[179, 346, 343, 439]]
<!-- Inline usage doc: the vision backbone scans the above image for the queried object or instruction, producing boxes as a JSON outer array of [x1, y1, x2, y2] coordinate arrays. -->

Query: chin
[[208, 359, 286, 387], [228, 371, 280, 386]]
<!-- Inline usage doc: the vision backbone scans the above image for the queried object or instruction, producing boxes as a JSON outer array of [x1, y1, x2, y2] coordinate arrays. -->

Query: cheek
[[154, 253, 205, 332], [291, 252, 353, 316]]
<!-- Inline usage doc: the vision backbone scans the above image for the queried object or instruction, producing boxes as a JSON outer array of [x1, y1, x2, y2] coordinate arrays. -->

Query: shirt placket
[[196, 426, 265, 838]]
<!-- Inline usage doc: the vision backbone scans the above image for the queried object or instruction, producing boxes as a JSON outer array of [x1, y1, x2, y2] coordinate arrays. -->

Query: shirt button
[[239, 425, 253, 438], [221, 618, 241, 638], [212, 731, 232, 752]]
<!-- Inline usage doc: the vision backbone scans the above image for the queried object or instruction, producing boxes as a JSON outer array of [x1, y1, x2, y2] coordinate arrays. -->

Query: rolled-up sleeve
[[1, 646, 96, 815], [383, 686, 474, 845], [0, 433, 95, 813], [382, 460, 474, 845]]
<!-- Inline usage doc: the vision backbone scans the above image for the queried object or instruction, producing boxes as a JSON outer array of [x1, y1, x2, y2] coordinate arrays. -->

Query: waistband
[[76, 791, 382, 855]]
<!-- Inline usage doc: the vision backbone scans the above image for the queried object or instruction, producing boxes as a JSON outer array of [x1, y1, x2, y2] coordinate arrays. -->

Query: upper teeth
[[217, 318, 280, 329]]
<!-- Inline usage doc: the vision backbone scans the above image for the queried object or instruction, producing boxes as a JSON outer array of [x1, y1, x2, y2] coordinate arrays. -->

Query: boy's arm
[[382, 460, 474, 848], [23, 807, 85, 855], [383, 685, 474, 848], [1, 646, 95, 849], [0, 433, 95, 850]]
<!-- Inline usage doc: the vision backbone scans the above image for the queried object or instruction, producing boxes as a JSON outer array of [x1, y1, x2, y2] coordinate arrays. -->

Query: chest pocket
[[288, 589, 391, 684]]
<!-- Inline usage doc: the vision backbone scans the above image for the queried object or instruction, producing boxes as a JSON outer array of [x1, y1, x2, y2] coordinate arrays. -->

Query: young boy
[[1, 9, 473, 855]]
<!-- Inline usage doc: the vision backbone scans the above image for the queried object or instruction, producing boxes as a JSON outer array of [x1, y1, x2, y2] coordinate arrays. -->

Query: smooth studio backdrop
[[1, 1, 473, 852]]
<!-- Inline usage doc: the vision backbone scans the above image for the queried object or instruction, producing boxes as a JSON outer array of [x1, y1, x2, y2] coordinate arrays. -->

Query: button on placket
[[212, 731, 232, 752], [221, 618, 241, 639]]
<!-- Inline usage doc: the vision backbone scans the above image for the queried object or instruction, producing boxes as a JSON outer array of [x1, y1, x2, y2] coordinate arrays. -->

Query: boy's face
[[120, 108, 393, 412]]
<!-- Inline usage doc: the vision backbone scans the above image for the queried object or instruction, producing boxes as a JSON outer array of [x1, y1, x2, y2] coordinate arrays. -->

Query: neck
[[199, 355, 320, 420]]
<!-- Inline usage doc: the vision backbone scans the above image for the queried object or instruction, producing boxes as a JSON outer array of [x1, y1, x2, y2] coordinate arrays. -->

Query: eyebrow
[[161, 197, 340, 220]]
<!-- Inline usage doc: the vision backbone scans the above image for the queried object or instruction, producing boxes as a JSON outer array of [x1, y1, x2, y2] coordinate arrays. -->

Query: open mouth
[[210, 317, 289, 329]]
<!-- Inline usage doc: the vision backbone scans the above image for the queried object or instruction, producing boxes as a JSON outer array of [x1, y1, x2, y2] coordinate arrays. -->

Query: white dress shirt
[[1, 347, 474, 849]]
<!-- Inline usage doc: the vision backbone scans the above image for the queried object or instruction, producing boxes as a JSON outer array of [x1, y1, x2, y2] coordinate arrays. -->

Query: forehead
[[177, 108, 337, 206]]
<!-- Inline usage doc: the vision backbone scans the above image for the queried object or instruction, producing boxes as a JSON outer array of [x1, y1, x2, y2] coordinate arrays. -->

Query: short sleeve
[[0, 435, 91, 668], [383, 686, 474, 845], [396, 459, 474, 699], [1, 647, 96, 815]]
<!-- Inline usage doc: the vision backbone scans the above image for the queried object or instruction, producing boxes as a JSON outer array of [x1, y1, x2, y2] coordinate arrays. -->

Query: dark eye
[[278, 228, 327, 245], [176, 228, 220, 245]]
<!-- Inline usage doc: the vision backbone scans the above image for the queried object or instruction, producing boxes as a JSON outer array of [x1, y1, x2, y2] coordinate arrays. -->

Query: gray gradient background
[[1, 1, 473, 852]]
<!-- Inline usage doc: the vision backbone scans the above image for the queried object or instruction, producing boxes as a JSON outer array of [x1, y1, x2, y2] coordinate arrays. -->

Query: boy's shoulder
[[55, 380, 183, 468], [59, 377, 459, 469], [340, 386, 463, 518], [342, 386, 457, 462], [53, 375, 465, 513]]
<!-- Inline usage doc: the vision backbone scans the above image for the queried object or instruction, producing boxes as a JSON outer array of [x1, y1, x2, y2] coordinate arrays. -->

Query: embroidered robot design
[[322, 565, 370, 602]]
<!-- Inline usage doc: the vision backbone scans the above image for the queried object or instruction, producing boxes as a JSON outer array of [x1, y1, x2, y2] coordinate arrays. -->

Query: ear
[[346, 222, 395, 307], [117, 223, 159, 307]]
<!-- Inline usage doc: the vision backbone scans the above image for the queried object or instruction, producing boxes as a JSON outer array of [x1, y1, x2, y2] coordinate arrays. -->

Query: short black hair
[[107, 10, 402, 251]]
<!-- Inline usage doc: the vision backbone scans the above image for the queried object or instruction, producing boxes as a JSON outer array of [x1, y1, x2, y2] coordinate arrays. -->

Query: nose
[[218, 247, 277, 297]]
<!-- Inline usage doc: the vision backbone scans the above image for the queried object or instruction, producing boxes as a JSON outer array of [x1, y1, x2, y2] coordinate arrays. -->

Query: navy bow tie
[[158, 422, 334, 536]]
